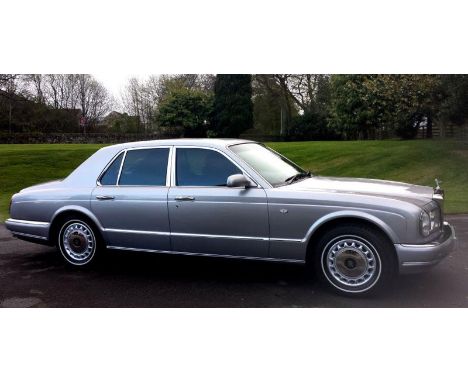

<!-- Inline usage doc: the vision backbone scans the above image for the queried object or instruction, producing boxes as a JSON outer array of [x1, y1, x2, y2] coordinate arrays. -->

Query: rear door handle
[[96, 195, 115, 200], [175, 196, 195, 201]]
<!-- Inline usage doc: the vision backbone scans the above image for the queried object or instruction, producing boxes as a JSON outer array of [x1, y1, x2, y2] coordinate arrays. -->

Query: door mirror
[[227, 174, 255, 188]]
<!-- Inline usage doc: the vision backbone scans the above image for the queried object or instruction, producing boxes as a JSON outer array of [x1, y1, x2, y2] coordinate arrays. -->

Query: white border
[[1, 1, 467, 381], [0, 309, 467, 382], [2, 1, 468, 74]]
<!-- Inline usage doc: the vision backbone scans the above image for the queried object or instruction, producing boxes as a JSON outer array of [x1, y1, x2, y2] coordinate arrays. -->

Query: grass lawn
[[1, 140, 467, 220]]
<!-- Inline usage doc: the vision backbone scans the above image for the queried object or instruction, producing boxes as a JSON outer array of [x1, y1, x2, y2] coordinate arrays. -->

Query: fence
[[417, 125, 468, 140], [1, 128, 467, 144], [244, 125, 468, 142], [0, 132, 179, 144]]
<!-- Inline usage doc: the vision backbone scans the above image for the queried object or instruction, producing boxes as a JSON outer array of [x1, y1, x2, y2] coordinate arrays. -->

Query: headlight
[[420, 210, 431, 236], [419, 204, 442, 237]]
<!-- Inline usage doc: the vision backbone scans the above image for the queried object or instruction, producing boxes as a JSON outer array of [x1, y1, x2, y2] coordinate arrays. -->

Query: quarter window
[[176, 148, 242, 186], [119, 148, 169, 186], [100, 152, 124, 186]]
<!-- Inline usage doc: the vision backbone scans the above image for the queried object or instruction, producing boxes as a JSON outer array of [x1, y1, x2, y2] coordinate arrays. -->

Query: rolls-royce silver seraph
[[5, 139, 457, 295]]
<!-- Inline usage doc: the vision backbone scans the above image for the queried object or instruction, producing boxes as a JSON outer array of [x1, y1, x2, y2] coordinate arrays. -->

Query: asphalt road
[[0, 215, 467, 307]]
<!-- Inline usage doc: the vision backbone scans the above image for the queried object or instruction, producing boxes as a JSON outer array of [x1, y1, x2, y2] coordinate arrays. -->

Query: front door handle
[[175, 196, 195, 201], [96, 195, 115, 200]]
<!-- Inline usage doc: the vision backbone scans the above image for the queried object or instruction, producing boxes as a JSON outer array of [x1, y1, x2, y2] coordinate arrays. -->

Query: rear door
[[91, 146, 172, 251]]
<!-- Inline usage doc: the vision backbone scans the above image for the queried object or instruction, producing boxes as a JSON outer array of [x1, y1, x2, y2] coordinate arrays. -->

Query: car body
[[5, 139, 457, 295]]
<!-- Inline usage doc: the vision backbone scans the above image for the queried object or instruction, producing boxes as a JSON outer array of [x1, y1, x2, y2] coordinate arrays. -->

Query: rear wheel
[[313, 224, 396, 296], [57, 218, 101, 266]]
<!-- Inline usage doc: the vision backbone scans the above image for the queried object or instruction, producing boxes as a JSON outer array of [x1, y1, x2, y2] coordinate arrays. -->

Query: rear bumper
[[395, 222, 457, 274], [5, 218, 50, 243]]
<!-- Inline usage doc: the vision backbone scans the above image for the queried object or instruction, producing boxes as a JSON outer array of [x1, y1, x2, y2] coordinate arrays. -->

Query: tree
[[122, 78, 149, 132], [25, 74, 82, 109], [328, 75, 442, 139], [20, 74, 112, 133], [44, 74, 80, 110], [254, 74, 331, 137], [157, 74, 215, 96], [254, 75, 296, 136], [0, 75, 26, 134], [0, 75, 18, 90], [77, 74, 113, 132], [289, 111, 339, 140], [328, 75, 381, 139], [157, 89, 212, 137], [252, 92, 282, 136], [438, 75, 468, 129], [211, 74, 253, 137], [103, 112, 140, 133], [377, 75, 442, 139], [121, 74, 215, 133]]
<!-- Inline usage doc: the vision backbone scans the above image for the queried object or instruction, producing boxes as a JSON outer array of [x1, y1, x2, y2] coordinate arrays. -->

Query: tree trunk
[[8, 102, 12, 133], [426, 113, 433, 139]]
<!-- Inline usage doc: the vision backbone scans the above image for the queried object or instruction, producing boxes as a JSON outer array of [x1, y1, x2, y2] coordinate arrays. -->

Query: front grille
[[432, 193, 444, 227]]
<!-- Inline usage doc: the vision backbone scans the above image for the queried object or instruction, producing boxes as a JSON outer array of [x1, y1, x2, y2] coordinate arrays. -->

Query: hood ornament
[[434, 178, 444, 196]]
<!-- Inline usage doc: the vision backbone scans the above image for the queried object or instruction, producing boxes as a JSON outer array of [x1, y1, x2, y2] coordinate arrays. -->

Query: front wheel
[[313, 224, 396, 296], [57, 218, 100, 266]]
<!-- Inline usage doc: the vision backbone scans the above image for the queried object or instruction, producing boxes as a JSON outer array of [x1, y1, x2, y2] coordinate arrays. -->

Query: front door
[[91, 147, 171, 251], [167, 147, 269, 258]]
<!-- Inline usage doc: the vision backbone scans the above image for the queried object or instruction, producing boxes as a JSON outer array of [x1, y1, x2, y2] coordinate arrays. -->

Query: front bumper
[[395, 222, 457, 274]]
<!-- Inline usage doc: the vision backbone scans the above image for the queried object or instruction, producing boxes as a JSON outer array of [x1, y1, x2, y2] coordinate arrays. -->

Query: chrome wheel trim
[[60, 221, 96, 264], [321, 235, 382, 293]]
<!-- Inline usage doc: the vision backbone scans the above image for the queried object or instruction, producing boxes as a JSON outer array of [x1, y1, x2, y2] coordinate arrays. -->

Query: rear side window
[[119, 148, 169, 186], [176, 148, 241, 186], [100, 152, 124, 185]]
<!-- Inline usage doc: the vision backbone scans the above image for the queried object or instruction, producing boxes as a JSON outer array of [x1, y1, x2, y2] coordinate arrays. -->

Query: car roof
[[65, 138, 259, 188], [106, 138, 255, 151]]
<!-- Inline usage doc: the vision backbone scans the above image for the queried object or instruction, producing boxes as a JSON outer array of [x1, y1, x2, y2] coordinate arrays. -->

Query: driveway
[[0, 215, 466, 307]]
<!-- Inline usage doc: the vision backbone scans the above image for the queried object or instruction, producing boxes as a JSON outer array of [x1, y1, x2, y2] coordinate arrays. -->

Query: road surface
[[0, 215, 466, 307]]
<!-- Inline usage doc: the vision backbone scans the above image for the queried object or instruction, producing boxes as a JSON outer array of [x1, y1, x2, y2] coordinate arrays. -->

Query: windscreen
[[230, 143, 306, 186]]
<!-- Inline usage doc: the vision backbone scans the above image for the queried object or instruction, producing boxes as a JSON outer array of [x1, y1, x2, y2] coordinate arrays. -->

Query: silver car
[[5, 139, 457, 295]]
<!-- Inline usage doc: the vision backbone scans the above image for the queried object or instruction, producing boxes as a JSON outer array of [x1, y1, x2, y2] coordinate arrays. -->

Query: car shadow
[[8, 244, 461, 307], [97, 249, 310, 284]]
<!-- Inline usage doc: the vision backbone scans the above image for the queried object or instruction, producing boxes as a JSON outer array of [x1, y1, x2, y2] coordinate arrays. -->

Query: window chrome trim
[[116, 149, 127, 185], [96, 150, 125, 187], [171, 145, 259, 188]]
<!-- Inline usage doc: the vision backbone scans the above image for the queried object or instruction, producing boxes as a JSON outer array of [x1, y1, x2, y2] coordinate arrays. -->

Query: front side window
[[230, 143, 307, 186], [176, 148, 242, 186], [100, 152, 124, 185], [119, 148, 169, 186]]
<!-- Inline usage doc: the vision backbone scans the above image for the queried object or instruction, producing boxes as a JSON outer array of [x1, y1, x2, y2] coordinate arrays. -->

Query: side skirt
[[106, 245, 305, 264]]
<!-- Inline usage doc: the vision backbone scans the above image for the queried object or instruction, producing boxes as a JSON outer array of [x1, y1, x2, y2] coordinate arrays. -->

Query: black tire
[[56, 216, 102, 267], [312, 224, 396, 296]]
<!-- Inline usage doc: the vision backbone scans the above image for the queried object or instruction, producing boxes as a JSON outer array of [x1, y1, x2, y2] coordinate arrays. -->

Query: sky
[[93, 73, 154, 112], [93, 73, 134, 98]]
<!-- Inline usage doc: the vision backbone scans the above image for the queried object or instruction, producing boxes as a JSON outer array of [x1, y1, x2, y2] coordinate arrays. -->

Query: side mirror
[[227, 174, 255, 188]]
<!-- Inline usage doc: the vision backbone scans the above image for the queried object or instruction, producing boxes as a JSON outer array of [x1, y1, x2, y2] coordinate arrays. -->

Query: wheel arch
[[304, 211, 399, 263], [49, 206, 105, 242]]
